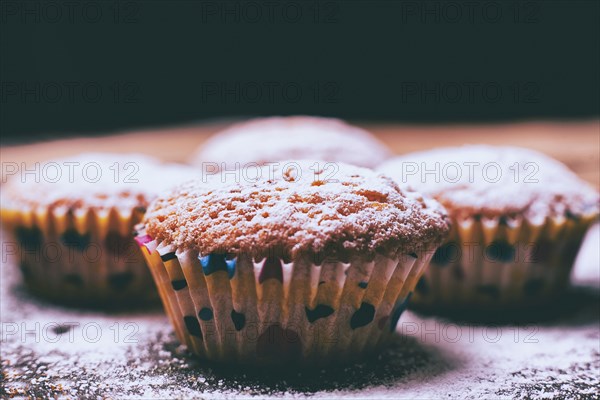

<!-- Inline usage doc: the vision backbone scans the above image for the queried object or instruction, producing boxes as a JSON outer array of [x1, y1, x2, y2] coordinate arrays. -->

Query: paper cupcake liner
[[412, 214, 597, 308], [135, 225, 436, 365], [1, 206, 156, 305]]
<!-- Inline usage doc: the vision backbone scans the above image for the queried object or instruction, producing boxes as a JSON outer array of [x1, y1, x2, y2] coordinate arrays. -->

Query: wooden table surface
[[2, 119, 598, 186]]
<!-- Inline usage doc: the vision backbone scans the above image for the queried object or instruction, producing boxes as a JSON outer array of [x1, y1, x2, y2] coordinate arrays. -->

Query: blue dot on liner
[[305, 304, 335, 323], [416, 277, 429, 295], [389, 292, 412, 333], [358, 281, 368, 289], [198, 307, 213, 321], [15, 226, 43, 251], [431, 242, 459, 267], [183, 316, 202, 338], [231, 310, 246, 331], [199, 254, 236, 279], [171, 279, 187, 291], [350, 302, 376, 329], [160, 252, 177, 262], [60, 229, 91, 251], [485, 241, 515, 263], [565, 210, 581, 220]]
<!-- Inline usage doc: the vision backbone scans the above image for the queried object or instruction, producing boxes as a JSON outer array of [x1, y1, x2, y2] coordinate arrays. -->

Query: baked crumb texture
[[145, 160, 450, 261], [191, 116, 392, 169], [1, 153, 199, 305], [139, 160, 450, 364], [378, 145, 600, 308]]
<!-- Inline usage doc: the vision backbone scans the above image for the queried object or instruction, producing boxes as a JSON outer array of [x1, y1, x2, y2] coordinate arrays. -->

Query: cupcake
[[1, 153, 198, 305], [136, 160, 450, 365], [378, 145, 599, 309], [190, 116, 391, 170]]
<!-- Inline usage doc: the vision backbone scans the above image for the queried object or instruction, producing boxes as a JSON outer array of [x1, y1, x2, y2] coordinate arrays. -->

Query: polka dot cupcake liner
[[135, 225, 436, 365], [2, 207, 157, 305], [413, 214, 597, 309]]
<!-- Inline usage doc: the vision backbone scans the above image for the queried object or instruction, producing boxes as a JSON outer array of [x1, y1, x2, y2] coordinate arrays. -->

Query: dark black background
[[1, 0, 598, 143]]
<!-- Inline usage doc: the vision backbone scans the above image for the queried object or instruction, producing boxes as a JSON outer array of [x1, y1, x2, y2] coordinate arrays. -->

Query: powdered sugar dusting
[[378, 145, 599, 219], [1, 225, 598, 398], [2, 153, 200, 212], [144, 160, 450, 258], [191, 116, 392, 169]]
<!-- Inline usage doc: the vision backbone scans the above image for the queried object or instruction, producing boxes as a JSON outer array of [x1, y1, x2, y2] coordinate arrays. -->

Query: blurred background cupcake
[[189, 116, 392, 170], [135, 160, 450, 365], [1, 153, 198, 306], [378, 145, 599, 310]]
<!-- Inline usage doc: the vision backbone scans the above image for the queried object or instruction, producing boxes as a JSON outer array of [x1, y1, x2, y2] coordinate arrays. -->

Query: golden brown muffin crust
[[144, 160, 451, 260]]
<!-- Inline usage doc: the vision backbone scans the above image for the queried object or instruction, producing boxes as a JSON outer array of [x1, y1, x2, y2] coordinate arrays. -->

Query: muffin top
[[191, 116, 392, 169], [144, 160, 450, 260], [2, 153, 199, 213], [378, 145, 599, 221]]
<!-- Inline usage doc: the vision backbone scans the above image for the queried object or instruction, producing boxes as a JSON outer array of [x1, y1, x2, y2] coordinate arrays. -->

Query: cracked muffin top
[[190, 116, 392, 170], [143, 160, 450, 260], [378, 145, 599, 221], [2, 153, 199, 213]]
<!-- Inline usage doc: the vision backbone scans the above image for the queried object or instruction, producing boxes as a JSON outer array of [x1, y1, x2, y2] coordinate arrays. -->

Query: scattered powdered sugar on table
[[1, 226, 599, 399]]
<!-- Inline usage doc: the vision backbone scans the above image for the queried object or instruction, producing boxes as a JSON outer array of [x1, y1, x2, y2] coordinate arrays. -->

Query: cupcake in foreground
[[1, 153, 198, 306], [136, 160, 450, 365], [190, 116, 392, 170], [378, 145, 599, 309]]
